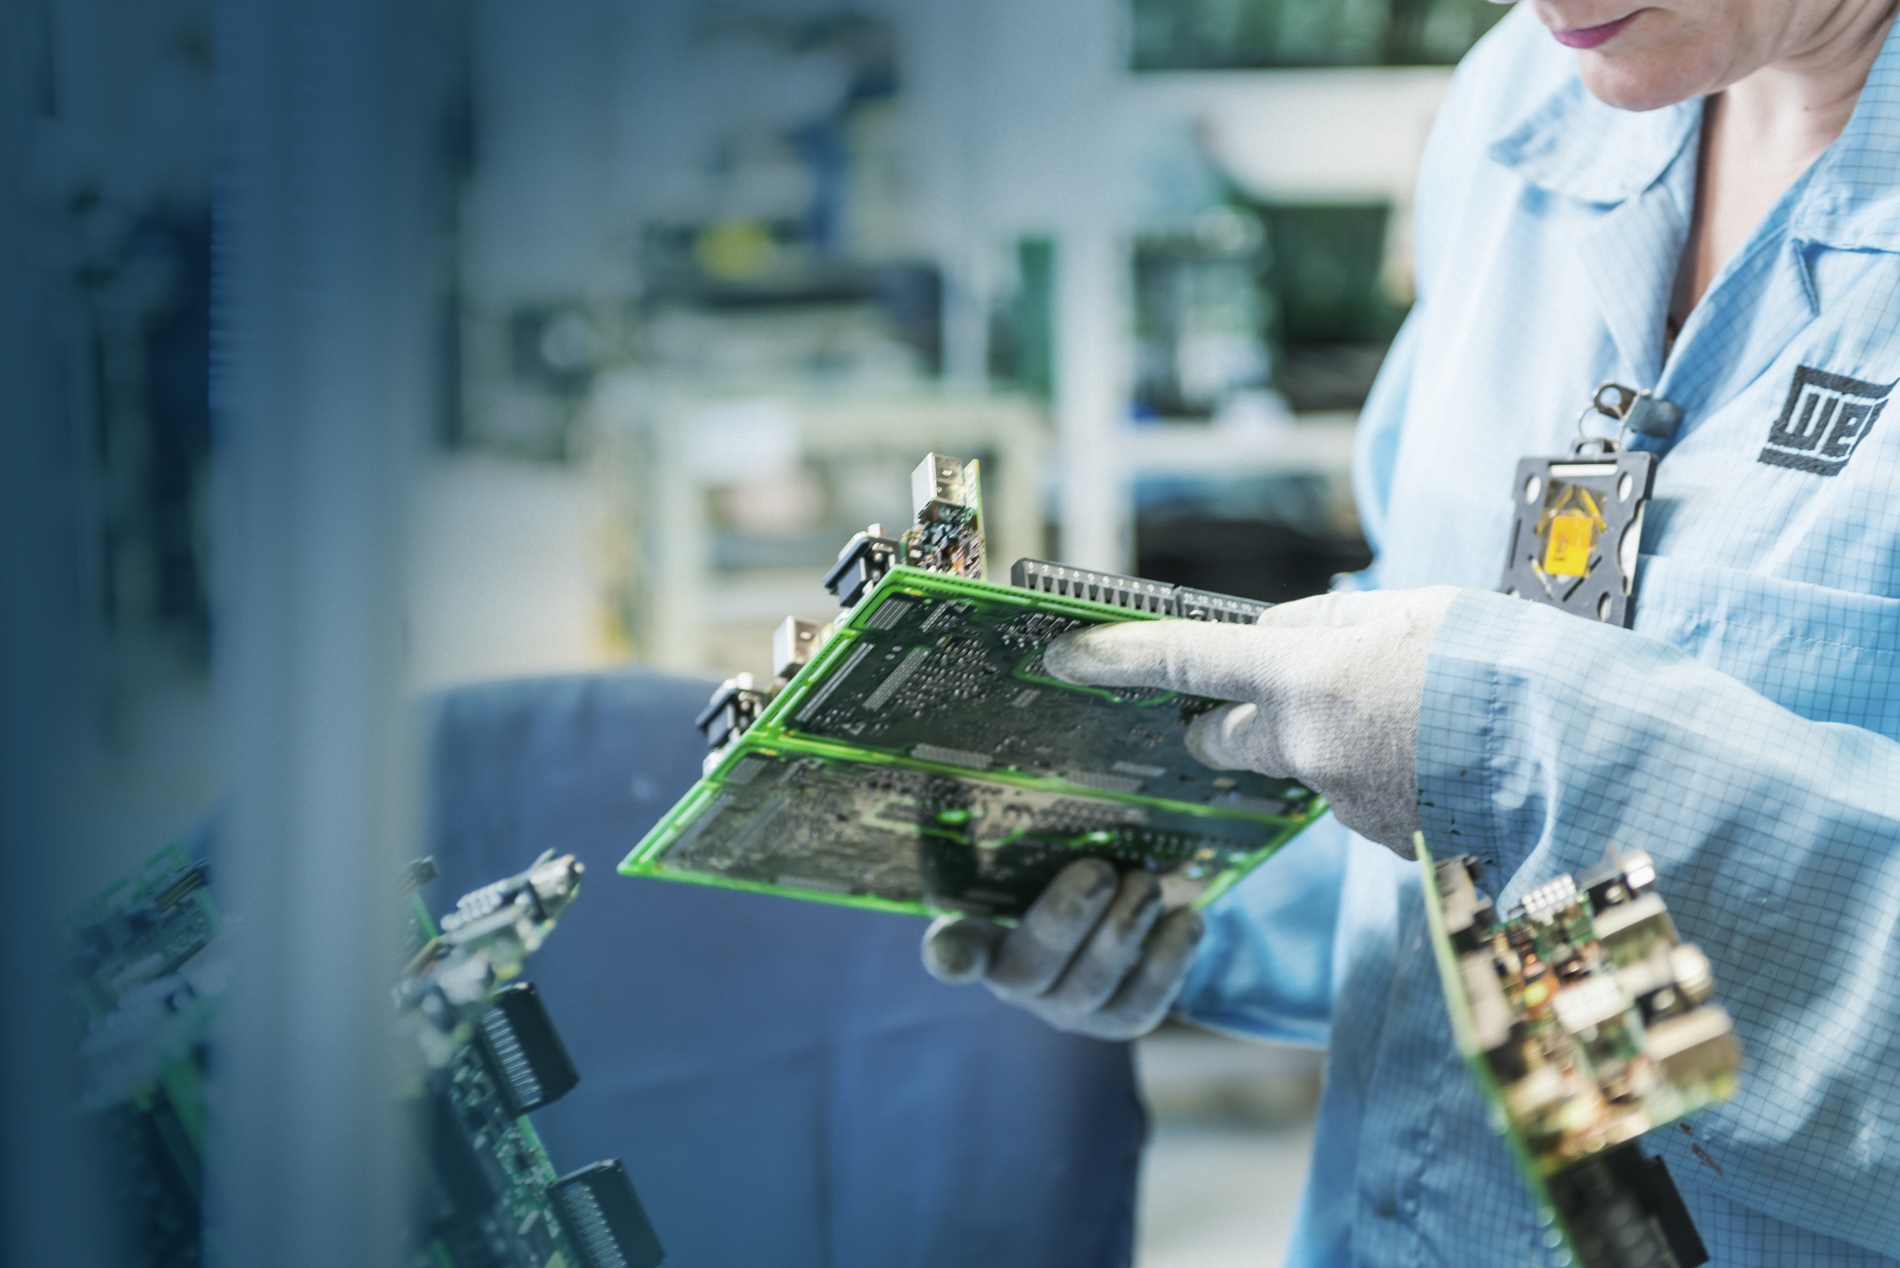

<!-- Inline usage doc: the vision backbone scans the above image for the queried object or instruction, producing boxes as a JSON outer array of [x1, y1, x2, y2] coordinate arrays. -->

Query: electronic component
[[73, 848, 216, 1014], [406, 849, 587, 1014], [645, 745, 1301, 918], [1423, 841, 1741, 1268], [412, 1028, 572, 1268], [1545, 1144, 1707, 1268], [551, 1161, 666, 1268], [696, 673, 773, 773], [403, 856, 441, 893], [1012, 558, 1271, 623], [478, 982, 581, 1115], [823, 525, 903, 609], [903, 452, 985, 579], [71, 845, 220, 1268], [75, 845, 665, 1268], [398, 857, 665, 1268], [624, 455, 1323, 920], [772, 616, 822, 683]]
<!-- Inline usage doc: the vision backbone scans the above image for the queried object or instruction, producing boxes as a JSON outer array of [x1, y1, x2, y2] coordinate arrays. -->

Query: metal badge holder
[[1499, 383, 1675, 628]]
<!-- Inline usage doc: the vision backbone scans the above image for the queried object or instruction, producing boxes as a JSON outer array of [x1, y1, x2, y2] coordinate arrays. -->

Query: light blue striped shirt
[[1180, 8, 1900, 1264]]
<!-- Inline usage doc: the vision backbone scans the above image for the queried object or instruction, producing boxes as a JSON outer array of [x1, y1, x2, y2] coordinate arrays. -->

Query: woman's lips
[[1553, 12, 1638, 49]]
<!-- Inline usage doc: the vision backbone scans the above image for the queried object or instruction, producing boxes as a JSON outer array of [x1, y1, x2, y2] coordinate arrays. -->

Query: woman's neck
[[1726, 2, 1894, 149], [1670, 3, 1897, 334]]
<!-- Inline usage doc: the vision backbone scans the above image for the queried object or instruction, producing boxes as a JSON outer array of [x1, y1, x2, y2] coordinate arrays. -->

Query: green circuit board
[[1422, 838, 1742, 1268], [622, 565, 1326, 920], [74, 846, 660, 1268], [73, 843, 217, 1019], [404, 895, 587, 1268], [72, 844, 220, 1267]]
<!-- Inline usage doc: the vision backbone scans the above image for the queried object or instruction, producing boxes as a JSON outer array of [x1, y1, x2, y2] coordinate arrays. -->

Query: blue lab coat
[[1179, 8, 1900, 1264]]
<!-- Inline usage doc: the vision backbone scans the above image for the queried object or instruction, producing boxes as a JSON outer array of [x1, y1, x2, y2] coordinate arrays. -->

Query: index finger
[[1041, 619, 1270, 701]]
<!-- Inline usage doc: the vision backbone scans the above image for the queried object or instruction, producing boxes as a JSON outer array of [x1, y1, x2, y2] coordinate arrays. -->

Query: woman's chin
[[1578, 55, 1707, 111]]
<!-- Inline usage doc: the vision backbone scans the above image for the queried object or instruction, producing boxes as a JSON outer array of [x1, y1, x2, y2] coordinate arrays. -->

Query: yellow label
[[1543, 514, 1595, 576]]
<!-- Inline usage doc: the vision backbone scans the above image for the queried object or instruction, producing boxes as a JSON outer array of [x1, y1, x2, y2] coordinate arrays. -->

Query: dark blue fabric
[[424, 668, 1145, 1268]]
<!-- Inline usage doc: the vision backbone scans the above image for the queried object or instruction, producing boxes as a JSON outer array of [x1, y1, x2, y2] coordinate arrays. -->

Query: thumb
[[1185, 701, 1252, 770], [921, 915, 1004, 984]]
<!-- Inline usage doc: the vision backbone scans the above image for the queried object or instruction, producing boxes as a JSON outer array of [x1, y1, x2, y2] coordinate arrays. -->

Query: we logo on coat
[[1759, 364, 1894, 476]]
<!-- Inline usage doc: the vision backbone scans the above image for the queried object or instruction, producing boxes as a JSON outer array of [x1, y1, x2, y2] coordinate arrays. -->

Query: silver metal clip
[[1584, 381, 1683, 442]]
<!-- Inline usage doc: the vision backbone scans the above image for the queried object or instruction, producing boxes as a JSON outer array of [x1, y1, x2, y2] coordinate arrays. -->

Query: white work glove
[[1045, 585, 1460, 856], [921, 858, 1204, 1040], [919, 585, 1458, 1039]]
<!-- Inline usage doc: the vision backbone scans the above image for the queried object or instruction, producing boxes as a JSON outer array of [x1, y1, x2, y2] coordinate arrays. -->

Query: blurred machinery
[[1123, 179, 1401, 603], [400, 852, 665, 1268], [1254, 201, 1409, 413], [1130, 194, 1407, 419], [1129, 0, 1508, 70], [1135, 468, 1371, 604], [434, 0, 1460, 673], [1132, 208, 1277, 423], [595, 386, 1048, 679]]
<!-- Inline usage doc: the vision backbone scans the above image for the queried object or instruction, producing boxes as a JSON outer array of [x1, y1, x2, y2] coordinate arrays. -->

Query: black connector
[[1580, 848, 1660, 915], [401, 857, 439, 894], [551, 1160, 665, 1268], [823, 531, 902, 607], [1483, 1021, 1532, 1083], [478, 981, 581, 1114], [694, 679, 770, 751], [1547, 1143, 1707, 1268], [1009, 558, 1271, 623]]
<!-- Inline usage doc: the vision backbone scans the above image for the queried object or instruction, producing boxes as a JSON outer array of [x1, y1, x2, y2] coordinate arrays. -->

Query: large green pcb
[[622, 565, 1326, 920]]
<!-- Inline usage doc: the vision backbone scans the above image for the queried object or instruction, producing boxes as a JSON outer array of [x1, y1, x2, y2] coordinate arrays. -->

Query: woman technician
[[924, 1, 1900, 1263]]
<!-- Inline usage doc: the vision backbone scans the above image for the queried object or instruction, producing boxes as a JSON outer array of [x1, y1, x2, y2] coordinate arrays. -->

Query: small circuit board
[[400, 852, 665, 1268], [1422, 840, 1742, 1268], [73, 844, 216, 1018], [73, 846, 664, 1268], [71, 844, 220, 1267], [622, 454, 1324, 921]]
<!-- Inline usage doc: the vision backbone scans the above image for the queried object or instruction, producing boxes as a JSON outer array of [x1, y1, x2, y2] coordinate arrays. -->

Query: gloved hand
[[1044, 586, 1461, 856], [919, 585, 1458, 1035], [921, 858, 1204, 1040]]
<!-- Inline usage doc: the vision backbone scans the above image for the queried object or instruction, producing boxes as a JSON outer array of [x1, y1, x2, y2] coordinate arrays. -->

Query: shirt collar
[[1488, 77, 1699, 206], [1491, 19, 1900, 249]]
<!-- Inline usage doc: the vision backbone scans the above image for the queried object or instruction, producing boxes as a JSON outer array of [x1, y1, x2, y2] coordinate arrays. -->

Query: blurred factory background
[[410, 0, 1494, 692], [6, 1, 1505, 1265]]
